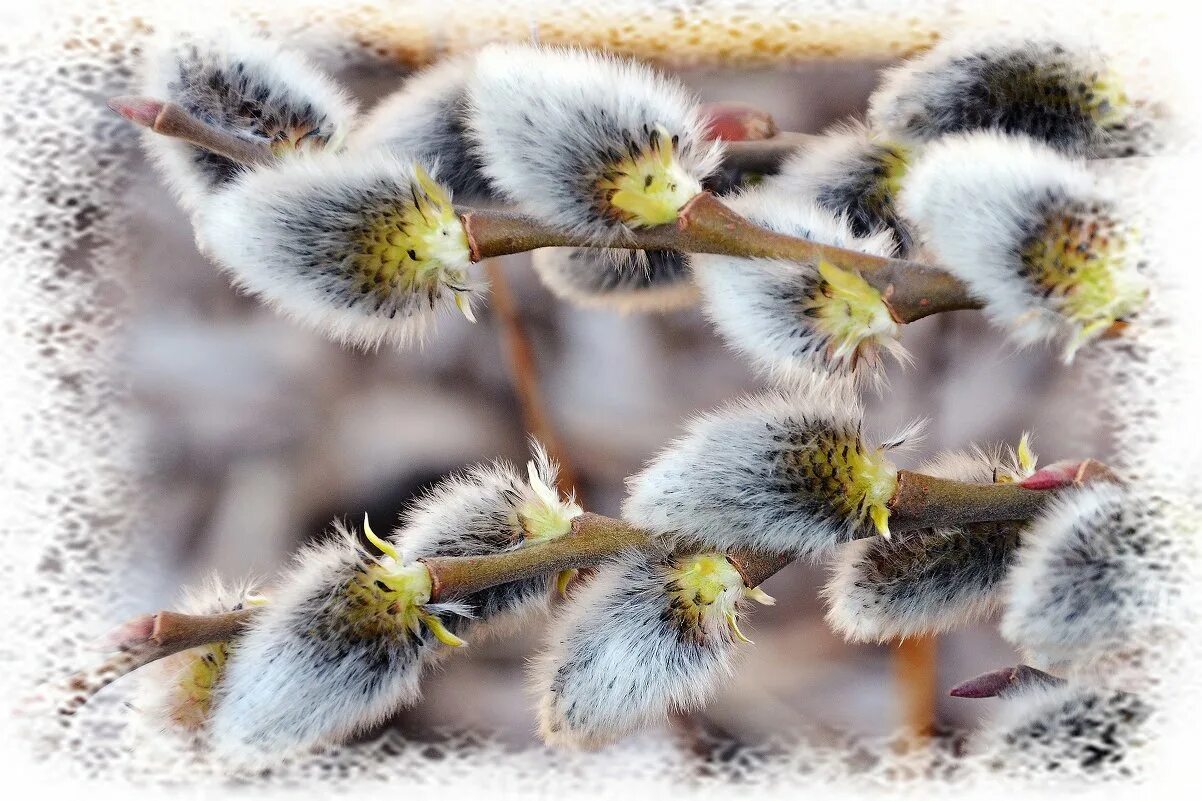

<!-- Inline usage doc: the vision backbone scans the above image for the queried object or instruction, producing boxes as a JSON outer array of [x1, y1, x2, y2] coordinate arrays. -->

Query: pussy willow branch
[[108, 96, 975, 324], [461, 197, 979, 323], [427, 471, 1052, 601], [73, 468, 1064, 711]]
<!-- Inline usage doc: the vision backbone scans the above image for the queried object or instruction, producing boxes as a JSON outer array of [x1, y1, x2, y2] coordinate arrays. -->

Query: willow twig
[[58, 610, 255, 717], [108, 96, 275, 167], [461, 200, 979, 323]]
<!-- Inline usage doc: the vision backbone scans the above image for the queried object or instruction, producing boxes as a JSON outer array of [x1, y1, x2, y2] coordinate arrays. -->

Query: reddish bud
[[701, 102, 778, 142], [107, 96, 164, 128]]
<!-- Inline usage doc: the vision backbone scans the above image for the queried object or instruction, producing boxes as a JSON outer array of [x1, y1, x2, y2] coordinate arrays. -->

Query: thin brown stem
[[888, 470, 1051, 533], [108, 96, 276, 167], [57, 609, 255, 716], [895, 636, 938, 740], [424, 512, 649, 601], [483, 260, 581, 496]]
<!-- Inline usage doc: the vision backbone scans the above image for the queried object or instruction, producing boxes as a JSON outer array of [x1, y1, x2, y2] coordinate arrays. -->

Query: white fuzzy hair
[[999, 482, 1173, 671], [137, 575, 262, 733], [531, 549, 743, 749], [350, 55, 494, 202], [142, 29, 357, 212], [196, 150, 482, 350], [973, 682, 1152, 776], [868, 31, 1146, 158], [398, 441, 573, 633], [824, 444, 1033, 643], [209, 523, 470, 765], [773, 122, 916, 257], [691, 185, 902, 388], [899, 131, 1107, 350], [622, 381, 910, 558], [530, 248, 698, 313], [467, 44, 723, 242]]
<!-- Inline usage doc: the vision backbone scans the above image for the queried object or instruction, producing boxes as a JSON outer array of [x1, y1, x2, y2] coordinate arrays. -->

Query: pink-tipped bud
[[100, 613, 157, 651], [700, 102, 777, 142], [107, 95, 163, 128], [1020, 461, 1085, 490], [1019, 459, 1118, 490], [949, 665, 1064, 698]]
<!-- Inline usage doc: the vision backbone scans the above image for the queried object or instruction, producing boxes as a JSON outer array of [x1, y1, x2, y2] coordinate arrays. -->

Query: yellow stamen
[[726, 611, 754, 644], [419, 611, 467, 648], [362, 513, 400, 563], [807, 259, 899, 368], [556, 568, 578, 597], [350, 163, 472, 312], [871, 505, 892, 540], [519, 462, 582, 542], [454, 291, 477, 323], [1022, 206, 1146, 360], [1017, 432, 1037, 475]]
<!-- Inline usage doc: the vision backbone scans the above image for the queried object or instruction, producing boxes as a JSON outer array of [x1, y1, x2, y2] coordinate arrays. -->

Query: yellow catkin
[[782, 424, 898, 538], [806, 259, 900, 366], [1022, 205, 1146, 356], [350, 165, 474, 319], [596, 125, 702, 227]]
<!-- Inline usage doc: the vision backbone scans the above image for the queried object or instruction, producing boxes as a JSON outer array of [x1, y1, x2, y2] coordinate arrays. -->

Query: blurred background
[[114, 50, 1109, 756]]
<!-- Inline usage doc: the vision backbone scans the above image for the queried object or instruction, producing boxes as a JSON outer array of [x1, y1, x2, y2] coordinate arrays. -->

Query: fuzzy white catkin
[[209, 523, 470, 764], [999, 482, 1174, 671], [137, 576, 262, 734], [142, 30, 356, 211], [467, 43, 723, 241], [351, 55, 495, 202], [690, 185, 901, 386], [530, 248, 697, 313], [398, 442, 580, 630], [868, 32, 1150, 158], [532, 549, 742, 749], [899, 131, 1138, 354], [623, 383, 913, 558], [772, 123, 916, 257], [824, 446, 1032, 643], [973, 682, 1152, 777], [197, 150, 481, 350]]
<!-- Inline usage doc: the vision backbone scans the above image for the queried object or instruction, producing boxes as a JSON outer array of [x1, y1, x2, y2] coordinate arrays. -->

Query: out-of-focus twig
[[483, 260, 581, 497]]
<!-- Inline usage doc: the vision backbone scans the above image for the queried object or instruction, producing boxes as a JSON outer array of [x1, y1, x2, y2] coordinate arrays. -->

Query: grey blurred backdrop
[[116, 55, 1107, 751]]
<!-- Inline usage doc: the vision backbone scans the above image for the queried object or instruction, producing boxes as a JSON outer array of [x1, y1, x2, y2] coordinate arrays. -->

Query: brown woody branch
[[78, 466, 1070, 707], [57, 609, 256, 717], [461, 196, 980, 324], [110, 95, 979, 325]]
